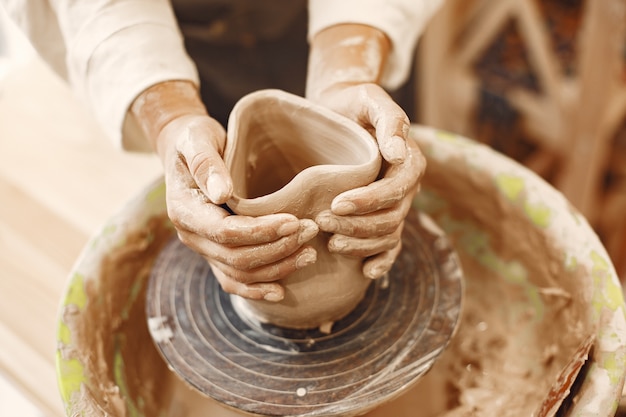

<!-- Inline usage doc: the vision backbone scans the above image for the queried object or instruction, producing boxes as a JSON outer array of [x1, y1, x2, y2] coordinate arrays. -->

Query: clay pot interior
[[225, 89, 381, 214], [56, 126, 626, 417]]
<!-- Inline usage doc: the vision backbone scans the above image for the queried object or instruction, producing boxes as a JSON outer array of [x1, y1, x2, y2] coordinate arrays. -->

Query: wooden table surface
[[0, 52, 161, 416]]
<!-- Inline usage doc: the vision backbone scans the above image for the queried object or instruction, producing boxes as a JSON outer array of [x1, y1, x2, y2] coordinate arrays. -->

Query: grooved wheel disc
[[146, 210, 463, 417]]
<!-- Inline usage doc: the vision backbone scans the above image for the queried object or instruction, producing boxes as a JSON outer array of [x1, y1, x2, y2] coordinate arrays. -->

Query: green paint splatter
[[58, 276, 89, 410], [591, 251, 625, 313], [496, 174, 525, 201], [101, 223, 118, 237], [603, 278, 625, 312], [64, 273, 87, 309], [113, 333, 144, 417], [56, 351, 87, 405], [113, 335, 142, 417], [602, 352, 626, 386], [523, 201, 552, 228], [57, 322, 72, 345], [495, 174, 552, 228], [90, 224, 120, 250], [438, 213, 545, 320], [435, 130, 459, 142], [121, 275, 145, 321], [592, 251, 610, 272]]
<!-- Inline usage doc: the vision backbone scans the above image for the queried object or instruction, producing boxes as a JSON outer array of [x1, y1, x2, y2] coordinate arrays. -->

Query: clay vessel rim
[[225, 88, 382, 208], [225, 88, 380, 159]]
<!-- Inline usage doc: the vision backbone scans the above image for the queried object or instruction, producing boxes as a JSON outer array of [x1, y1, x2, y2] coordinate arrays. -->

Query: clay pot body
[[224, 89, 382, 329]]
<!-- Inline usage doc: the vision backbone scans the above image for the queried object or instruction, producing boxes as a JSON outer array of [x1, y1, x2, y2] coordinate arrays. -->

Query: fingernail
[[296, 248, 317, 269], [315, 213, 339, 231], [206, 174, 232, 204], [383, 136, 407, 164], [332, 201, 356, 216], [277, 220, 299, 236], [329, 236, 348, 251], [298, 220, 319, 244], [264, 291, 283, 302]]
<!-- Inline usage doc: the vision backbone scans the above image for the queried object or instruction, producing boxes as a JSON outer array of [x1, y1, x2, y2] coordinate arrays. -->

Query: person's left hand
[[310, 82, 426, 279]]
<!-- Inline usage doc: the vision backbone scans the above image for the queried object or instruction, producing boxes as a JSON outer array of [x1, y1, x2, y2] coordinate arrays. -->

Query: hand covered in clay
[[130, 81, 318, 301], [307, 24, 426, 279]]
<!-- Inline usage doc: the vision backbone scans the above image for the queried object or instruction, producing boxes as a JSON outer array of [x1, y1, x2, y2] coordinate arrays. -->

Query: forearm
[[306, 24, 390, 101]]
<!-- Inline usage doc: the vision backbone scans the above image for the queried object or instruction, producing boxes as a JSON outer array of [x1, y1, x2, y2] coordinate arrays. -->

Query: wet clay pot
[[223, 89, 382, 329]]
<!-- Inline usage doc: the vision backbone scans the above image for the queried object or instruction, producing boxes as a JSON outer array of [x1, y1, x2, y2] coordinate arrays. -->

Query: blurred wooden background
[[417, 0, 626, 277]]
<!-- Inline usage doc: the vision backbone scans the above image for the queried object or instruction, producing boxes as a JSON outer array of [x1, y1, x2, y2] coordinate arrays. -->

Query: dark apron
[[171, 0, 309, 126], [171, 0, 416, 126]]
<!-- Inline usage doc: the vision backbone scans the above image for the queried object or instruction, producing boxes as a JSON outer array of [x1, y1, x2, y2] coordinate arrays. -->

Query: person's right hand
[[130, 81, 318, 302]]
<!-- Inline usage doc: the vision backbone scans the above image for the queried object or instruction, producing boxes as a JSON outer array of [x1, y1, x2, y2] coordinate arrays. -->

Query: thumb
[[367, 92, 410, 165], [178, 117, 234, 204]]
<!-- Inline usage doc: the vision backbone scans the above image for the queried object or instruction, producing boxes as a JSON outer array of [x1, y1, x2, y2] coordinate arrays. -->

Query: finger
[[210, 263, 285, 302], [166, 155, 306, 246], [184, 210, 306, 246], [330, 145, 424, 215], [209, 246, 317, 285], [212, 214, 306, 245], [370, 108, 410, 164], [164, 153, 230, 234], [363, 87, 410, 164], [362, 240, 403, 280], [316, 193, 413, 238], [177, 118, 233, 204], [327, 223, 403, 258], [179, 219, 318, 270], [330, 169, 408, 215]]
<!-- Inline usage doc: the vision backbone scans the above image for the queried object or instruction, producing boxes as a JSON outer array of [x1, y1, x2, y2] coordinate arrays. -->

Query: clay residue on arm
[[129, 80, 208, 155], [305, 23, 409, 163], [306, 24, 390, 101]]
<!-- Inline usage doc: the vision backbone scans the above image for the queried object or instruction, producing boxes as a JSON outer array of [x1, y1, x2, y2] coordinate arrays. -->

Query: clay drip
[[224, 89, 382, 329]]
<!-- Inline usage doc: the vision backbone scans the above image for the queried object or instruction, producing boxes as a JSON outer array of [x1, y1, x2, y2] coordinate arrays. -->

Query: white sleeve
[[3, 0, 199, 151], [308, 0, 444, 90]]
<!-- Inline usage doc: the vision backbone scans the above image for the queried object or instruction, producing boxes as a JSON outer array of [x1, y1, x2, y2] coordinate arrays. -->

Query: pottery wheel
[[146, 209, 463, 417]]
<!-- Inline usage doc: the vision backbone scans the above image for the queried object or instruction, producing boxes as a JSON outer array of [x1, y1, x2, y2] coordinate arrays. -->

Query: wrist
[[130, 80, 207, 151], [306, 24, 390, 101]]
